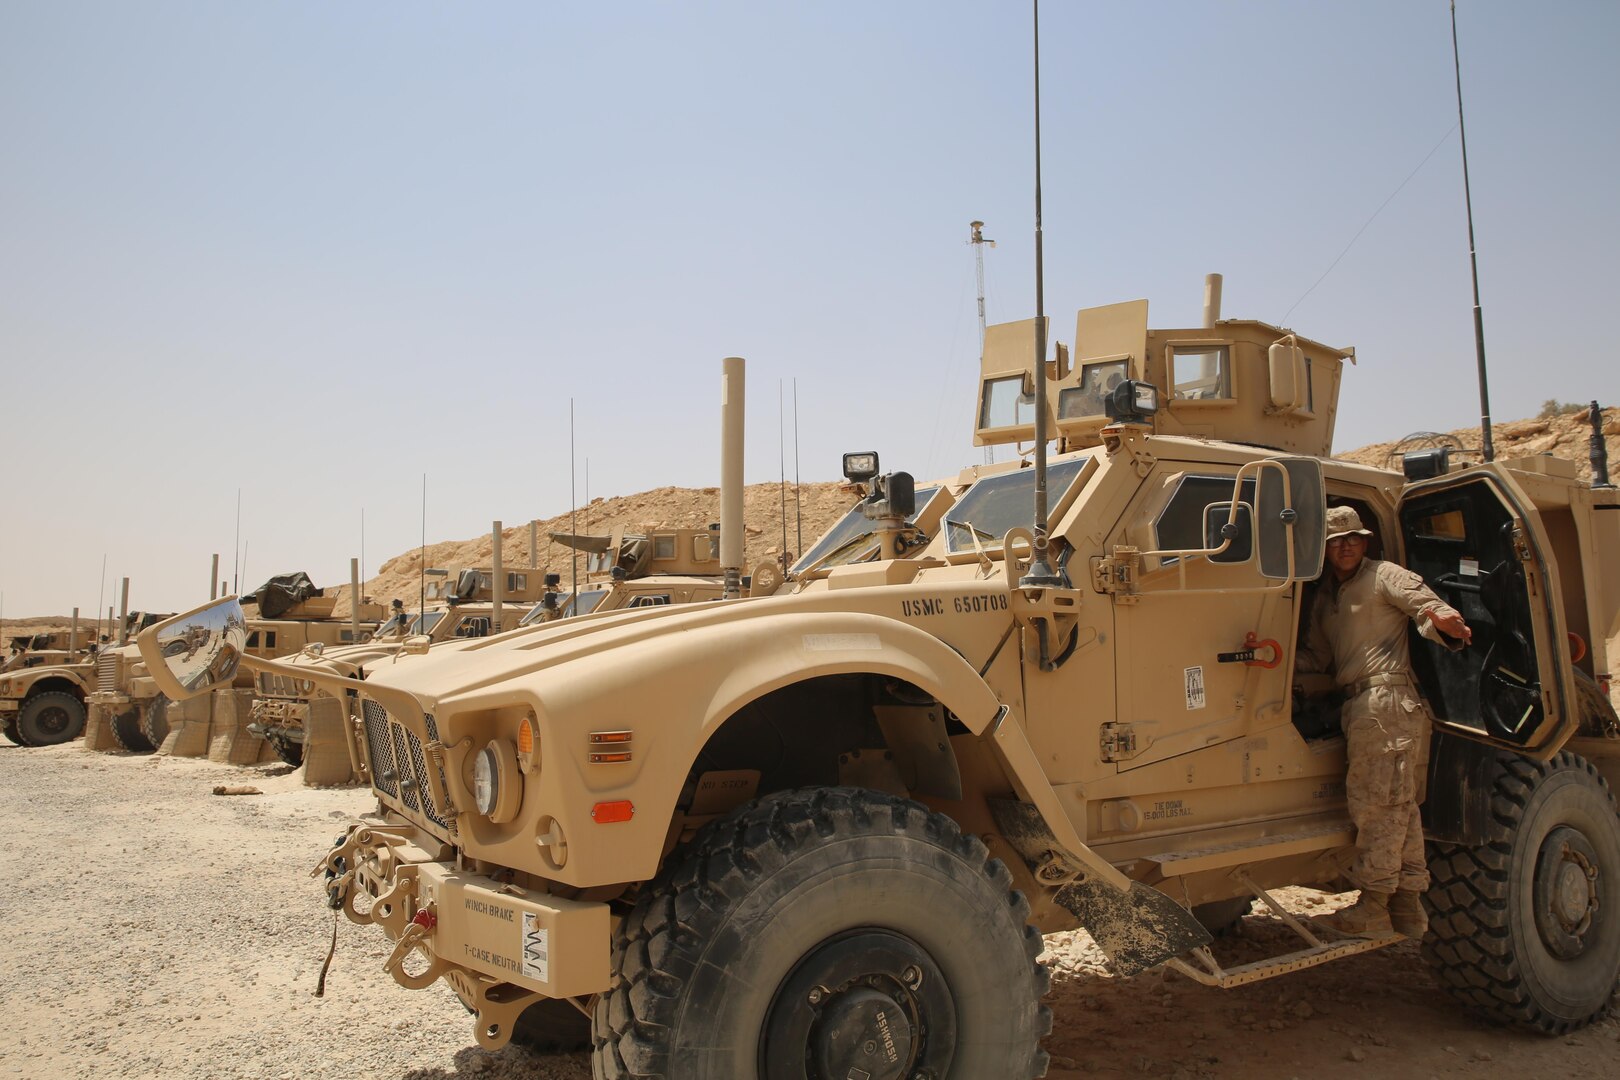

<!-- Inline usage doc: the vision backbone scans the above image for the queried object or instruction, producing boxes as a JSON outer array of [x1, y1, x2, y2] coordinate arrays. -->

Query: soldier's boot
[[1317, 890, 1393, 937], [1388, 890, 1428, 938]]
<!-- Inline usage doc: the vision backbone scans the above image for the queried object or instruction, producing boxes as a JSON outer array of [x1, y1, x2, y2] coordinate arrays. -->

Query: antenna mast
[[1450, 0, 1494, 463], [1020, 0, 1063, 589], [970, 220, 996, 465]]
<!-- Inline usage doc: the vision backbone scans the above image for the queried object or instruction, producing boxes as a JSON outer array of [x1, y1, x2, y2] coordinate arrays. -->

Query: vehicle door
[[1398, 470, 1575, 758], [1103, 461, 1308, 775]]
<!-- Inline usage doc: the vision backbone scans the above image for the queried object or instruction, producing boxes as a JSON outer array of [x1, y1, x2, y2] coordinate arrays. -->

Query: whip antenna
[[1451, 0, 1494, 462], [793, 378, 802, 556], [419, 475, 427, 626], [570, 401, 578, 603], [1020, 0, 1063, 589]]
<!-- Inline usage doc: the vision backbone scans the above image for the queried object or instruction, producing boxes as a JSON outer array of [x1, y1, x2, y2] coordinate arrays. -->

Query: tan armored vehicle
[[88, 577, 378, 753], [0, 631, 100, 746], [143, 298, 1620, 1077]]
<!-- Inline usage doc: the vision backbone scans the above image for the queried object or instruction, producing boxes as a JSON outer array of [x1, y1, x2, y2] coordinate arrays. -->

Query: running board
[[1166, 934, 1402, 989], [1164, 872, 1404, 989]]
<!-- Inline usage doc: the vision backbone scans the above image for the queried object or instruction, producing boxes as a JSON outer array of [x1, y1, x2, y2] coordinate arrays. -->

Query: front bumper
[[249, 698, 308, 739], [317, 816, 611, 1049], [0, 698, 17, 713]]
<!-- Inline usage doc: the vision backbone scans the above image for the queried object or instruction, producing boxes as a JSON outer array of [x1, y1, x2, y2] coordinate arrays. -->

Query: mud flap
[[1053, 879, 1213, 977], [988, 797, 1211, 976]]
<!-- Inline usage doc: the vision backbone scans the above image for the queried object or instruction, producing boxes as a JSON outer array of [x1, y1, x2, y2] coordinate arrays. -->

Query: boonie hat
[[1325, 505, 1374, 541]]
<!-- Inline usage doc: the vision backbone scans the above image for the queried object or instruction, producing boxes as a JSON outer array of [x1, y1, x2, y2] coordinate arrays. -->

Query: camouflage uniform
[[1302, 558, 1461, 895]]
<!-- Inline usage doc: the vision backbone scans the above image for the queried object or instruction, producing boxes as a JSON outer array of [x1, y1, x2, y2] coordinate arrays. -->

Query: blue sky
[[2, 1, 1615, 617]]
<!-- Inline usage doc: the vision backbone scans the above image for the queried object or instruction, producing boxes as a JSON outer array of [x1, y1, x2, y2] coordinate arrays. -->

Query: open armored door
[[1398, 472, 1576, 758]]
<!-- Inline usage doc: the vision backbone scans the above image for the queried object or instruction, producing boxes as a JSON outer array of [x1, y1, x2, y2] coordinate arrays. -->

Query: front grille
[[256, 671, 306, 698], [97, 653, 120, 693], [360, 698, 451, 832]]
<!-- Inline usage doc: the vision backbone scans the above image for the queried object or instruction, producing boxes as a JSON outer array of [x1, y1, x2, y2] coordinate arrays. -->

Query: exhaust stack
[[70, 608, 80, 655], [349, 557, 361, 642], [118, 578, 130, 645], [721, 357, 746, 599], [1202, 273, 1223, 328], [492, 521, 504, 629], [210, 554, 220, 600]]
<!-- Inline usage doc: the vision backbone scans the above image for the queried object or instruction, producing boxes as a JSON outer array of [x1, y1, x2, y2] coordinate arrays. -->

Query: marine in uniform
[[1300, 506, 1472, 936]]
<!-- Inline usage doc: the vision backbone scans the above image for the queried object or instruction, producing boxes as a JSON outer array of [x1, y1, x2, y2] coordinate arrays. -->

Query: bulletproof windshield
[[407, 611, 445, 636], [943, 457, 1089, 554], [375, 615, 407, 638], [568, 589, 608, 617], [790, 486, 941, 575]]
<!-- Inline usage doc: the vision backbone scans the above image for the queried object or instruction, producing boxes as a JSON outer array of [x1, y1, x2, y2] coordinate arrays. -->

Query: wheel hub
[[36, 706, 69, 735], [761, 929, 955, 1080], [1533, 826, 1602, 959]]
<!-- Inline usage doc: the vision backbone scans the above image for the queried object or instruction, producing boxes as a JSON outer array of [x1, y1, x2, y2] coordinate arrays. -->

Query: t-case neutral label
[[1184, 665, 1206, 710], [521, 912, 549, 983]]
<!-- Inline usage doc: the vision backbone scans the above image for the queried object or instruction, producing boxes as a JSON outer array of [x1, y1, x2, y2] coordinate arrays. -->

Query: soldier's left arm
[[1376, 562, 1471, 648]]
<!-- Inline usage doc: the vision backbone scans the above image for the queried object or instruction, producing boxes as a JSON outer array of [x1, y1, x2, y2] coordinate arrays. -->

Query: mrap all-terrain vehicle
[[141, 289, 1620, 1079]]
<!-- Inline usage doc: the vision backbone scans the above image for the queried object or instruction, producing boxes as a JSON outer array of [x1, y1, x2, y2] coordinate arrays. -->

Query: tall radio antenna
[[1450, 0, 1494, 462], [1020, 0, 1063, 589], [970, 220, 996, 465]]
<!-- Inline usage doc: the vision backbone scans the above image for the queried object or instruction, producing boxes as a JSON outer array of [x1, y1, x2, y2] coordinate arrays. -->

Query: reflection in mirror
[[148, 598, 248, 696]]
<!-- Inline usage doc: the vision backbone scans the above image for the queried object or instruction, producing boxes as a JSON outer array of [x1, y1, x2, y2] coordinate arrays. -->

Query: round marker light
[[517, 712, 541, 774]]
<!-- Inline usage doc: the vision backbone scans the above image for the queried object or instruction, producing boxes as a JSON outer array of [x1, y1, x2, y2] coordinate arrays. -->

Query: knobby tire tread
[[1422, 751, 1619, 1033], [591, 786, 1052, 1080]]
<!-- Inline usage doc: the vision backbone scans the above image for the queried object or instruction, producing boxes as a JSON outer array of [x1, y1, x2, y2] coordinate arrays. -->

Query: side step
[[1164, 873, 1405, 989]]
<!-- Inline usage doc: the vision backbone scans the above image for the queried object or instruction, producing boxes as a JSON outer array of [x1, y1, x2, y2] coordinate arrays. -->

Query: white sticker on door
[[1459, 557, 1479, 577], [521, 912, 549, 983], [1185, 666, 1206, 710]]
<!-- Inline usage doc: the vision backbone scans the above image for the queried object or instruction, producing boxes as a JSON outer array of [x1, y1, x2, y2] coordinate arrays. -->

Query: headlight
[[471, 739, 522, 823], [473, 746, 499, 814]]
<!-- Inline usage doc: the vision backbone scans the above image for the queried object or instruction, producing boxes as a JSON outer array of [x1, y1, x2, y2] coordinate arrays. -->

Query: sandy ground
[[1, 744, 1616, 1079]]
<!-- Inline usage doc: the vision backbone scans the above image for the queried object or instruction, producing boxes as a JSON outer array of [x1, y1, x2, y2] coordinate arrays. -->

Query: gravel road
[[1, 743, 1615, 1079]]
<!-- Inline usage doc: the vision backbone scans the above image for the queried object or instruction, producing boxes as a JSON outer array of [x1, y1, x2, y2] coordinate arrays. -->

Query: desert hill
[[12, 406, 1617, 631]]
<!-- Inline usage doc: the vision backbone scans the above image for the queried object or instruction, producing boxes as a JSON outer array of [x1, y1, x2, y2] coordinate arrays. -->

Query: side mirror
[[1255, 457, 1325, 580], [1202, 502, 1254, 564], [136, 597, 248, 701]]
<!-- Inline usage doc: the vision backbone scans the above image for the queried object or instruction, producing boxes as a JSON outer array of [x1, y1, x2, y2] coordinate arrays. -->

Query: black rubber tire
[[17, 691, 87, 747], [1193, 895, 1255, 938], [2, 713, 22, 745], [267, 734, 304, 768], [141, 695, 171, 749], [1423, 751, 1620, 1033], [109, 706, 155, 753], [592, 787, 1051, 1080], [509, 997, 591, 1053]]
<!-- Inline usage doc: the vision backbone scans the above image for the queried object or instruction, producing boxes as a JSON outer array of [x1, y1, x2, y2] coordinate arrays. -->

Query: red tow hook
[[411, 909, 438, 931], [1216, 632, 1282, 668]]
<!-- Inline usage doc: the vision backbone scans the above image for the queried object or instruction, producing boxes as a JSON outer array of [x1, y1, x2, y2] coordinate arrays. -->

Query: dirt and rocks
[[2, 744, 1615, 1080]]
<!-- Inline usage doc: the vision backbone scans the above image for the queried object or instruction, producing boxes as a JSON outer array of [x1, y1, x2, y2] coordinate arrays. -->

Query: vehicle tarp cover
[[251, 572, 324, 618]]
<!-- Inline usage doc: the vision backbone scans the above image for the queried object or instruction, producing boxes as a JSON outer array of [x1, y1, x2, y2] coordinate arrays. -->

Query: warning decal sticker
[[1184, 666, 1206, 710], [521, 912, 549, 983]]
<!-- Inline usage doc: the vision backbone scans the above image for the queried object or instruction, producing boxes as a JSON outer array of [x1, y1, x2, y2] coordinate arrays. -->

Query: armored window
[[1154, 475, 1257, 562], [792, 485, 943, 573], [1058, 360, 1129, 419], [263, 631, 277, 649], [409, 611, 445, 635], [1170, 346, 1232, 401], [693, 535, 715, 562], [944, 458, 1089, 554], [570, 589, 608, 617], [654, 535, 676, 560], [979, 375, 1036, 429], [339, 630, 355, 642], [246, 631, 260, 648]]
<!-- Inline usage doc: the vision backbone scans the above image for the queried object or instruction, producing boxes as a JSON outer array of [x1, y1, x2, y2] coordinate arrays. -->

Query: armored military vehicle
[[0, 632, 97, 746], [141, 295, 1619, 1078], [2, 618, 163, 747], [88, 577, 379, 753]]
